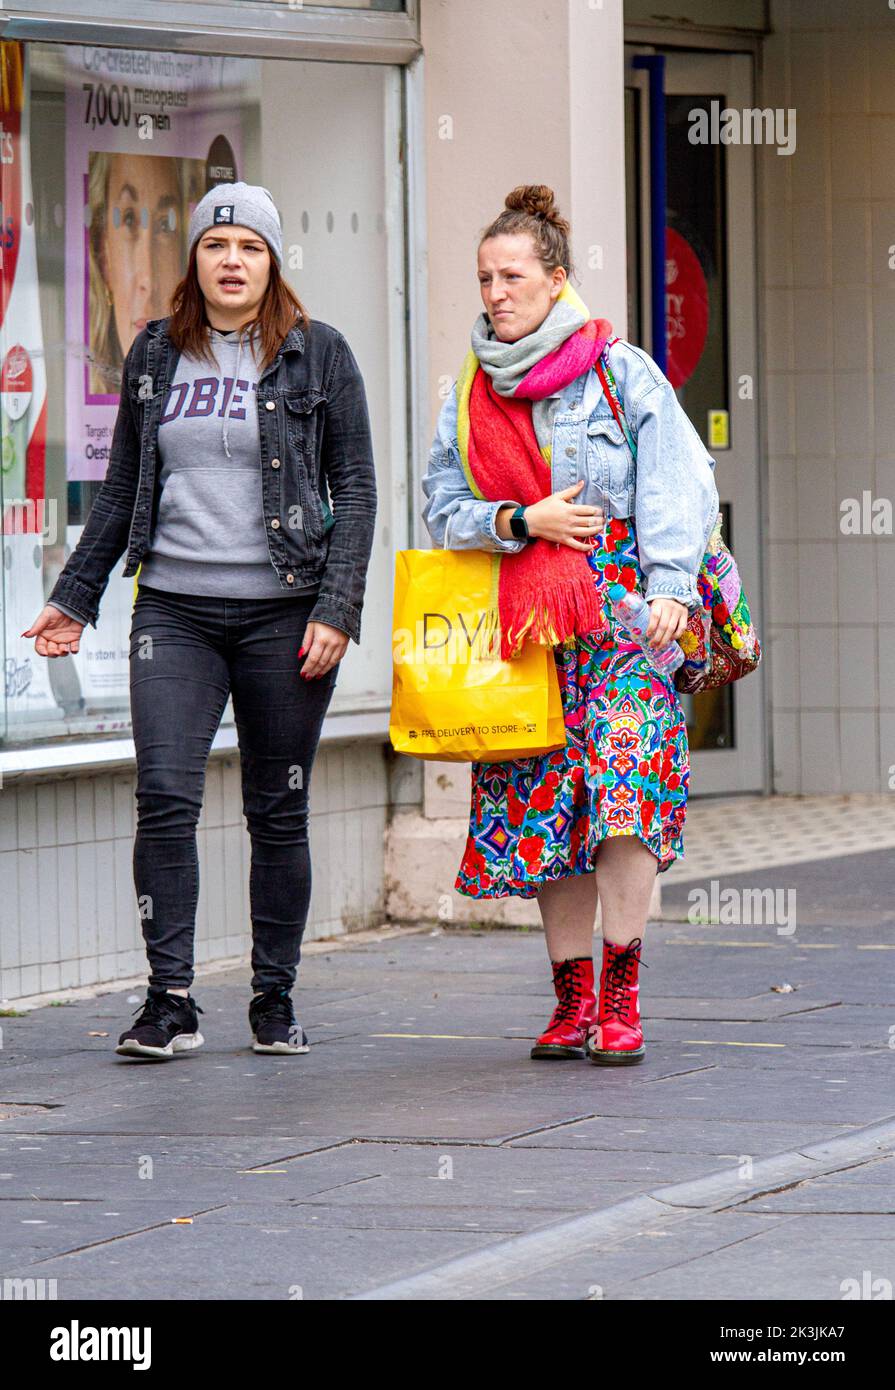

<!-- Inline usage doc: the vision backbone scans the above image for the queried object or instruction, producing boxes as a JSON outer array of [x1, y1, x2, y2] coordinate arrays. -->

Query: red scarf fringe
[[467, 364, 610, 659]]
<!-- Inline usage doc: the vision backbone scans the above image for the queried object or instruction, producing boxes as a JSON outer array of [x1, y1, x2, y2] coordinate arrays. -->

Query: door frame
[[624, 43, 769, 797]]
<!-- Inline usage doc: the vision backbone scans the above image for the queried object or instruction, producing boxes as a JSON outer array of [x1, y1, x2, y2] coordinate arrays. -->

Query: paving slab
[[14, 1224, 506, 1302], [506, 1115, 857, 1156], [472, 1210, 795, 1301], [660, 846, 895, 930], [0, 1133, 343, 1159], [607, 1222, 895, 1301]]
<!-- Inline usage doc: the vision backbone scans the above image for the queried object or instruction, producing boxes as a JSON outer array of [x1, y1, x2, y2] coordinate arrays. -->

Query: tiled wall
[[761, 0, 895, 792], [0, 742, 396, 1002]]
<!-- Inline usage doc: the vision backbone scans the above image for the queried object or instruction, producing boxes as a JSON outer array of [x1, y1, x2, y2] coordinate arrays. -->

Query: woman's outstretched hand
[[523, 480, 605, 549], [645, 597, 689, 649], [22, 606, 86, 658]]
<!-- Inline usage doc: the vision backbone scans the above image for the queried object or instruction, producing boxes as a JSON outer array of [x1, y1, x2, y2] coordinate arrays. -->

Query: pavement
[[0, 845, 893, 1302]]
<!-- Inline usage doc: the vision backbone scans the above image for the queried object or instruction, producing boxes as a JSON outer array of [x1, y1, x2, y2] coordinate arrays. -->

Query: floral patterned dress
[[455, 516, 690, 898]]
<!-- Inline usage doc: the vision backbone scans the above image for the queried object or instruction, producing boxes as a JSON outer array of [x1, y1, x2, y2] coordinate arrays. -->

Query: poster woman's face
[[101, 154, 182, 357]]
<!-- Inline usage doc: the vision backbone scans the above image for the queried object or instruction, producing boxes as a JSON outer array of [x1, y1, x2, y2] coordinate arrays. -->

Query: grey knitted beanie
[[187, 182, 283, 268]]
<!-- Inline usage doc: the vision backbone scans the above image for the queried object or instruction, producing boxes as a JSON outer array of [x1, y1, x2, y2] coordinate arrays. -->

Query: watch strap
[[509, 504, 530, 541]]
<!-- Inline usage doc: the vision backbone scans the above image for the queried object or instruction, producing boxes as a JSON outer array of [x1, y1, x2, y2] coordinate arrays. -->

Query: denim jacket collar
[[144, 316, 306, 379], [554, 366, 599, 419]]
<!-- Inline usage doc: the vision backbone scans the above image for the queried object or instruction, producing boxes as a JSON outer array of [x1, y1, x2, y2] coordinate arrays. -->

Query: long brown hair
[[479, 184, 576, 280], [167, 242, 311, 374]]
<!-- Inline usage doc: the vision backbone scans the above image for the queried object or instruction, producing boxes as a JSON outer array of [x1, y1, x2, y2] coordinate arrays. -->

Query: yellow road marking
[[669, 940, 782, 947], [370, 1032, 509, 1041], [670, 940, 843, 949]]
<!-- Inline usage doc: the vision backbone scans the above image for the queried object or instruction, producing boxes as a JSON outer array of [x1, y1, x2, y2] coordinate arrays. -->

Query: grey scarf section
[[470, 291, 587, 453]]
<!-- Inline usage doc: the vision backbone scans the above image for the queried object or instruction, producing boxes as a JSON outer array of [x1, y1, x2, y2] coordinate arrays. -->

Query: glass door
[[624, 46, 766, 795]]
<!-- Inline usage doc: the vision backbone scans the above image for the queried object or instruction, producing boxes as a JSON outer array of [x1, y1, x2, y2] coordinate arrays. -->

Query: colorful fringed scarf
[[456, 280, 614, 660]]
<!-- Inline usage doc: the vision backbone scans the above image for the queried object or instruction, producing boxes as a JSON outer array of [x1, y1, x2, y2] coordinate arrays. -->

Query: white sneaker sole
[[251, 1036, 310, 1054], [115, 1030, 205, 1059]]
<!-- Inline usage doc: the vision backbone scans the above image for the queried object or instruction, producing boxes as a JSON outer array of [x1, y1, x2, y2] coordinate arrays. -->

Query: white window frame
[[1, 1, 420, 61]]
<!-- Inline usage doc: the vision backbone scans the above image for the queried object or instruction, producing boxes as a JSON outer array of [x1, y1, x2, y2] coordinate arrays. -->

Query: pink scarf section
[[512, 317, 614, 399]]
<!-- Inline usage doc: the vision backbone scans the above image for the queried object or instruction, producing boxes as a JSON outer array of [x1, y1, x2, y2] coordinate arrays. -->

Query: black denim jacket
[[48, 315, 378, 644]]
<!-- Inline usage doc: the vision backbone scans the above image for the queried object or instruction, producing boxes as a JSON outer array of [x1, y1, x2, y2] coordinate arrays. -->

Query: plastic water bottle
[[607, 583, 685, 676]]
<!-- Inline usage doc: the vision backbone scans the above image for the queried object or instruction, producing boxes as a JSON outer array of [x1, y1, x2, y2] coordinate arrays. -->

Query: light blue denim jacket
[[420, 337, 719, 609]]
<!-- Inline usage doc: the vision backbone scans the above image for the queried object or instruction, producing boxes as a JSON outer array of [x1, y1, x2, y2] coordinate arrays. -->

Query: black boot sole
[[585, 1045, 645, 1065], [530, 1043, 586, 1059]]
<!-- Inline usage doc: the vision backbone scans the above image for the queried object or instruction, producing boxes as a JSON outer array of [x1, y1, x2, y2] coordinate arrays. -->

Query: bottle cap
[[607, 583, 627, 601]]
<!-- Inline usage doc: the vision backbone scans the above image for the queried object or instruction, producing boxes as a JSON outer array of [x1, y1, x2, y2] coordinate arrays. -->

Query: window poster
[[1, 41, 58, 724], [64, 45, 251, 481], [0, 42, 46, 528]]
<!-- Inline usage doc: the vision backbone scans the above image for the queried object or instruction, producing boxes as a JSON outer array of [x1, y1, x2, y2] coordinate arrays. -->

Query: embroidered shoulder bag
[[594, 343, 762, 695]]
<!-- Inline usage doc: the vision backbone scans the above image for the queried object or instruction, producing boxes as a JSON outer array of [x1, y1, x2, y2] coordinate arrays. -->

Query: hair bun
[[478, 184, 574, 278], [504, 184, 569, 235]]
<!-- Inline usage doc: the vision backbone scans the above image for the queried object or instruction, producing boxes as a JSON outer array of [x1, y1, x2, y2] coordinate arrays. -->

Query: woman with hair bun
[[422, 184, 718, 1066]]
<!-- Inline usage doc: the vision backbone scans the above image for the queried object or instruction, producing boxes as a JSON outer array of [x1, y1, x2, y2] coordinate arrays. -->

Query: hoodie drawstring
[[221, 329, 245, 460]]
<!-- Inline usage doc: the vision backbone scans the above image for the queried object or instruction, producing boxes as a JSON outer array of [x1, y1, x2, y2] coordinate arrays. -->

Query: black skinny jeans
[[129, 584, 339, 994]]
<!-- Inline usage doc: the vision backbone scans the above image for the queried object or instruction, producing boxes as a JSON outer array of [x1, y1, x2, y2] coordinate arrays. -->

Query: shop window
[[0, 39, 407, 746]]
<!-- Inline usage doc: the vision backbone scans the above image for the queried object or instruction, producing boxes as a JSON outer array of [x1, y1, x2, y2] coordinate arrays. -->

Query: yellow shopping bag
[[389, 549, 567, 763]]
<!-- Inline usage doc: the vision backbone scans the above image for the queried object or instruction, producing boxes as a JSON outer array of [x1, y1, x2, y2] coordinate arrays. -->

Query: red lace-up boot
[[585, 937, 646, 1065], [530, 957, 597, 1059]]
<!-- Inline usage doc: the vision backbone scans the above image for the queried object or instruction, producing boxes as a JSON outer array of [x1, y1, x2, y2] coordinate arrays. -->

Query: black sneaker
[[116, 987, 205, 1060], [249, 986, 309, 1054]]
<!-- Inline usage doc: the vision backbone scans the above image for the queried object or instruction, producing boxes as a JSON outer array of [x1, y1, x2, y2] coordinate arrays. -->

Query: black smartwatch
[[509, 504, 532, 542]]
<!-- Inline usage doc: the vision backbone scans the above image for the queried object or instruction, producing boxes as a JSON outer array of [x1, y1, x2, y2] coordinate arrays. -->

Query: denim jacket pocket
[[285, 389, 327, 451], [585, 415, 634, 507], [284, 389, 326, 464], [284, 391, 327, 541]]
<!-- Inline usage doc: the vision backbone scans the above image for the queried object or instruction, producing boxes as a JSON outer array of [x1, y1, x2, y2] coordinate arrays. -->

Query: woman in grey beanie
[[25, 181, 378, 1060]]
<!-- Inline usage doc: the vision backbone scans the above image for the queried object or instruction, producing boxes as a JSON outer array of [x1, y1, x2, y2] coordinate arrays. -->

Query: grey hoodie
[[135, 326, 319, 599]]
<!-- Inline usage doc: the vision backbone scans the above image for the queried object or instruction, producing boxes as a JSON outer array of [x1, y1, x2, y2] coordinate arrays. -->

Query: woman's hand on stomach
[[522, 480, 605, 549]]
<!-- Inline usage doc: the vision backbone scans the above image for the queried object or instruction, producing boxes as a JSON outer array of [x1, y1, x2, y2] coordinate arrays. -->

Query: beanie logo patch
[[213, 205, 234, 224]]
